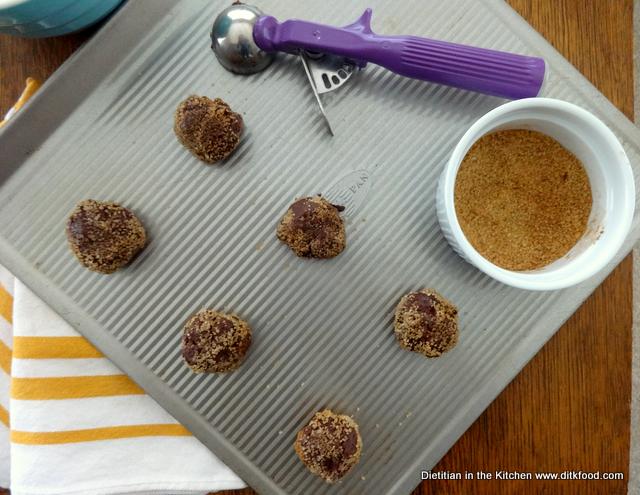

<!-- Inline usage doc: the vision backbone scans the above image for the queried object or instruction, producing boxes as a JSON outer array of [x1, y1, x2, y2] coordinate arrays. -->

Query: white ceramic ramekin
[[436, 98, 635, 291]]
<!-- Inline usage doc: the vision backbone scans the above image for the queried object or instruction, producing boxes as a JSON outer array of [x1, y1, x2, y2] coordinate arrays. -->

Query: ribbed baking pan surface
[[1, 1, 639, 494]]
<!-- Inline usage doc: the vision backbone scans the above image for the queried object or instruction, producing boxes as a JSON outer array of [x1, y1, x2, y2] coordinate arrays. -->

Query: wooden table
[[0, 1, 632, 494]]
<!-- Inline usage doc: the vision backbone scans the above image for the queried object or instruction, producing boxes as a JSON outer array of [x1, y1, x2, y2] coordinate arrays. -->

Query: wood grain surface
[[0, 1, 633, 494]]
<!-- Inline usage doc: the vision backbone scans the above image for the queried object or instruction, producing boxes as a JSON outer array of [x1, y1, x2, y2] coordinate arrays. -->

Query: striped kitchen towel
[[0, 268, 13, 489], [0, 264, 246, 495]]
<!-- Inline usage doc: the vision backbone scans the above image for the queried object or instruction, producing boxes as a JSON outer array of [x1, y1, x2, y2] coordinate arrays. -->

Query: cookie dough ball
[[182, 310, 251, 373], [66, 199, 146, 274], [174, 95, 243, 164], [394, 289, 458, 357], [276, 196, 346, 258], [294, 409, 362, 483]]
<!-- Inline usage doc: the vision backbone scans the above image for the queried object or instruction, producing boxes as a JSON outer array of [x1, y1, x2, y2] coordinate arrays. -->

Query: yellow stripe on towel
[[13, 336, 103, 359], [11, 423, 191, 444], [0, 284, 12, 324], [0, 404, 9, 427], [0, 339, 11, 374], [11, 375, 144, 400]]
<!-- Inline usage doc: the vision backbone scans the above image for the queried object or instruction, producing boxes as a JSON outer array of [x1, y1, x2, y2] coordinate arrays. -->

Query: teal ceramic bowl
[[0, 0, 123, 37]]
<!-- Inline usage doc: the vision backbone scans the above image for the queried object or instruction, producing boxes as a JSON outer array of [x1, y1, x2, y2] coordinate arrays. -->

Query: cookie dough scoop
[[211, 4, 546, 134]]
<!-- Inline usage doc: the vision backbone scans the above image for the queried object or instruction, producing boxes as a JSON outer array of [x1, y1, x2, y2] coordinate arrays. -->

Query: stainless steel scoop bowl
[[210, 2, 355, 134], [211, 3, 274, 75]]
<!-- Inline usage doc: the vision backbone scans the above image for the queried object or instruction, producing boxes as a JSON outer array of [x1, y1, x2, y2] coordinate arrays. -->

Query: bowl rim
[[0, 0, 74, 13], [441, 97, 636, 291], [0, 0, 29, 8]]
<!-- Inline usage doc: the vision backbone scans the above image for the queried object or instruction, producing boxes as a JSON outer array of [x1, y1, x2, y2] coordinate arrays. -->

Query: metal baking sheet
[[1, 1, 638, 494]]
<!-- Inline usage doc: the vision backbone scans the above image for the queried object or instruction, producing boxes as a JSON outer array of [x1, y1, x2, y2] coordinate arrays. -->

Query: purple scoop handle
[[254, 9, 545, 99]]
